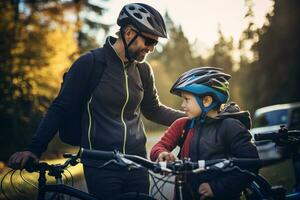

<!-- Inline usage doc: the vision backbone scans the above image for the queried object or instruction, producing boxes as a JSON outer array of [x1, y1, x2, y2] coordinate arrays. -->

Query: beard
[[128, 48, 148, 62]]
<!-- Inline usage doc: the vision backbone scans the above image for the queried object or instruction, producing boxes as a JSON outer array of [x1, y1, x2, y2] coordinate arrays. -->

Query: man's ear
[[203, 96, 213, 108], [123, 26, 135, 41]]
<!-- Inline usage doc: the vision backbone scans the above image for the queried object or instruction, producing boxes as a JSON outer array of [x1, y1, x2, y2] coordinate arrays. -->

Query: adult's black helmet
[[117, 3, 167, 38], [170, 67, 231, 105]]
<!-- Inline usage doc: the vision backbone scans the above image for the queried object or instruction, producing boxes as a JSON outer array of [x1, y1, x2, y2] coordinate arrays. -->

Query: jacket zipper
[[110, 45, 129, 154], [121, 67, 129, 153], [87, 96, 93, 149]]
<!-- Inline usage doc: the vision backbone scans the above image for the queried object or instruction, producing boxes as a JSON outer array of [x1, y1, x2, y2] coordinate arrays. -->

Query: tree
[[206, 26, 234, 73], [236, 0, 261, 112], [77, 1, 111, 53], [152, 12, 197, 81], [0, 2, 56, 159], [253, 0, 300, 107], [0, 1, 103, 160], [238, 0, 300, 112]]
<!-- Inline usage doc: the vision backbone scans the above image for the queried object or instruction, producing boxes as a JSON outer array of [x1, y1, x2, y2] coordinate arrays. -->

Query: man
[[8, 3, 184, 199]]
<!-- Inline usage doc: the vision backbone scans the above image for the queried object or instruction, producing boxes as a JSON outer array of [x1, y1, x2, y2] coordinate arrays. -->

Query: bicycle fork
[[37, 169, 47, 200], [175, 175, 184, 200]]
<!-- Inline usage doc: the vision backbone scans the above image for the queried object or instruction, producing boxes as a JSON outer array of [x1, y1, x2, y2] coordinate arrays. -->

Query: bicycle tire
[[242, 181, 274, 200], [113, 192, 156, 200], [42, 185, 98, 200]]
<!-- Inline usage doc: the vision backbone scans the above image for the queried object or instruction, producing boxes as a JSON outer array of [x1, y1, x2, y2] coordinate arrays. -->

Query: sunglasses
[[133, 30, 159, 46]]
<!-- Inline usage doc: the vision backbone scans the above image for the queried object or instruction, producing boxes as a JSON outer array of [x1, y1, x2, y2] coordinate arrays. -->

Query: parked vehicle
[[252, 102, 300, 132], [250, 102, 300, 159]]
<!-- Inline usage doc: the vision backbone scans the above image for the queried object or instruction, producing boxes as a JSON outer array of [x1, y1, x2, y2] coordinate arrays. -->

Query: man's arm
[[139, 62, 185, 126], [26, 52, 94, 158]]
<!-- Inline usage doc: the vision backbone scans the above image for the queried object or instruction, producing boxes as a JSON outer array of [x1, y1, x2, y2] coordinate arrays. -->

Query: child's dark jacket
[[150, 106, 259, 200]]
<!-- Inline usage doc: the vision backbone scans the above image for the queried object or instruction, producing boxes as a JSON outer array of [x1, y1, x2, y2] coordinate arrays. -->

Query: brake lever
[[113, 153, 141, 170], [97, 159, 119, 169]]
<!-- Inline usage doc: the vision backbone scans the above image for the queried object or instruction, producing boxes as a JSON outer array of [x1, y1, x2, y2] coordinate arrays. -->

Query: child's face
[[181, 92, 202, 119]]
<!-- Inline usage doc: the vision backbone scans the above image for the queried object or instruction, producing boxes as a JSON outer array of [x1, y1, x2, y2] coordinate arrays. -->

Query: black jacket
[[187, 107, 259, 200], [27, 37, 184, 158]]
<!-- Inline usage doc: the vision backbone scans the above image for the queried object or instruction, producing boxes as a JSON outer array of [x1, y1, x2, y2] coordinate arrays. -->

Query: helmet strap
[[195, 96, 218, 123], [120, 27, 139, 63]]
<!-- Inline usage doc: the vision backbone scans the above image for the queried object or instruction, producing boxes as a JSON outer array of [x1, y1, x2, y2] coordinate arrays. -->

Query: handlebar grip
[[254, 132, 277, 141], [80, 149, 115, 160], [231, 158, 284, 168], [24, 157, 38, 172], [232, 158, 262, 168], [63, 153, 77, 158]]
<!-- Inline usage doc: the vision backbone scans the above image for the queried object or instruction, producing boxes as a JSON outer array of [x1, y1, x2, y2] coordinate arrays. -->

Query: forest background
[[0, 0, 299, 161]]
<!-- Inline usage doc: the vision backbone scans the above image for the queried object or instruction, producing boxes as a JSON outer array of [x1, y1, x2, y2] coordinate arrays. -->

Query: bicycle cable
[[10, 170, 30, 200], [150, 173, 173, 198], [62, 171, 69, 185], [19, 169, 38, 189], [1, 169, 15, 200], [65, 168, 74, 187], [149, 172, 169, 200]]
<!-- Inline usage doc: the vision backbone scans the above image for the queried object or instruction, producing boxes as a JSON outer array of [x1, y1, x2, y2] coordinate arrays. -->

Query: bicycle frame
[[35, 162, 97, 200]]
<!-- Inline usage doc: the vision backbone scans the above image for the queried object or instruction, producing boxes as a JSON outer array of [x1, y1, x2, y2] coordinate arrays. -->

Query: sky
[[97, 0, 273, 53]]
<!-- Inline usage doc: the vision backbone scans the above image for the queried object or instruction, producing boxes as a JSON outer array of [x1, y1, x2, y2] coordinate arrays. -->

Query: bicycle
[[79, 148, 285, 200], [2, 147, 269, 200], [2, 128, 299, 200], [243, 127, 300, 200], [0, 152, 155, 200], [79, 127, 300, 200]]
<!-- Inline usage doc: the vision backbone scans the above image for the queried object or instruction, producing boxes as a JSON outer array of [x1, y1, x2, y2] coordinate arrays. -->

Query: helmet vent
[[139, 8, 147, 13], [147, 17, 155, 29], [134, 13, 143, 19], [117, 3, 168, 38], [129, 6, 135, 10]]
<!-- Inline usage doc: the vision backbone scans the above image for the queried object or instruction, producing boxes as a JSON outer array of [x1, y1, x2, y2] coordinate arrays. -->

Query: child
[[150, 67, 259, 200]]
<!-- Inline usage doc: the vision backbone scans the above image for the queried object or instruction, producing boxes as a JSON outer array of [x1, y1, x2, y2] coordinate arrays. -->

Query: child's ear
[[203, 96, 213, 108]]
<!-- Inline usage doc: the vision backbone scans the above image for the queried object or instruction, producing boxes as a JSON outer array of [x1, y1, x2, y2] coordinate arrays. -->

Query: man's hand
[[157, 151, 177, 162], [198, 182, 214, 200], [8, 151, 38, 169]]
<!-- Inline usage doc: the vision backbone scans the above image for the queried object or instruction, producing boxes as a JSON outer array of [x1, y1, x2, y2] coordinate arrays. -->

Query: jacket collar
[[104, 36, 137, 68]]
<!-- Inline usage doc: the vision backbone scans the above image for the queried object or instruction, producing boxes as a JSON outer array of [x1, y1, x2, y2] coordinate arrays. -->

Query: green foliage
[[149, 14, 197, 110], [0, 2, 54, 160], [253, 0, 300, 107], [77, 1, 111, 53], [207, 28, 234, 73], [237, 0, 300, 112], [0, 1, 109, 160], [153, 13, 198, 81]]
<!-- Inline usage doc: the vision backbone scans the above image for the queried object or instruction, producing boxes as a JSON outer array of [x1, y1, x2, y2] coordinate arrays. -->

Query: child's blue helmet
[[170, 67, 231, 122]]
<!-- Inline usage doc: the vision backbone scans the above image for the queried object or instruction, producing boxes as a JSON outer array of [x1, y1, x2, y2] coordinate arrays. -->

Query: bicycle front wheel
[[242, 181, 274, 200]]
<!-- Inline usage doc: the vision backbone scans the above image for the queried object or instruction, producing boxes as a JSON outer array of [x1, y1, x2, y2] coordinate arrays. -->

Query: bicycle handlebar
[[254, 128, 300, 143], [80, 148, 281, 174], [24, 153, 79, 173]]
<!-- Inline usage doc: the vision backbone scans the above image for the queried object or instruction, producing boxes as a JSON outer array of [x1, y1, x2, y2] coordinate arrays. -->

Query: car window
[[290, 108, 300, 129], [253, 109, 288, 127]]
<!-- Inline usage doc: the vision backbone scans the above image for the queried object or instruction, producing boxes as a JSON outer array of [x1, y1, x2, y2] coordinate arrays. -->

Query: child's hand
[[157, 151, 176, 162], [198, 182, 214, 200]]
